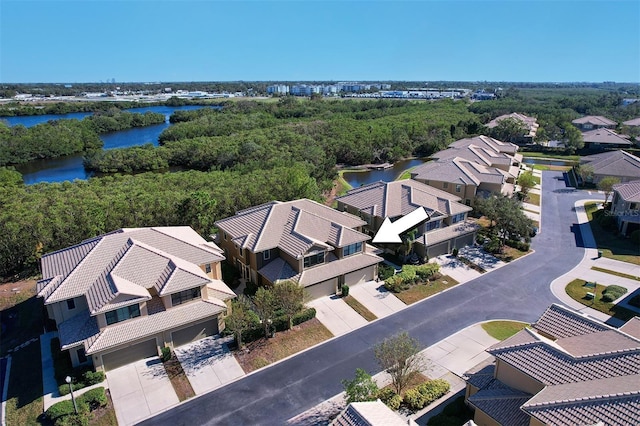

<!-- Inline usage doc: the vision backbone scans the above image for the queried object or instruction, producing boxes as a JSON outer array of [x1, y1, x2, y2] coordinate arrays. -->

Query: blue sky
[[1, 0, 639, 83]]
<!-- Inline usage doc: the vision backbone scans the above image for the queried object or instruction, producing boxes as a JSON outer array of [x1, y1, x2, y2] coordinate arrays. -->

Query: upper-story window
[[452, 213, 466, 224], [304, 251, 325, 268], [223, 232, 227, 241], [105, 304, 141, 325], [66, 298, 76, 310], [205, 263, 212, 274], [171, 287, 202, 306], [263, 250, 271, 261], [343, 242, 363, 257], [425, 221, 440, 232], [238, 245, 244, 257], [455, 184, 462, 193]]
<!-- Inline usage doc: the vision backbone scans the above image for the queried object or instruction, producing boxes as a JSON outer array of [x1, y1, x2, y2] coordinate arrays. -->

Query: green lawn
[[481, 321, 529, 341], [396, 166, 417, 181], [585, 203, 640, 265], [591, 266, 640, 281], [394, 276, 459, 304], [532, 164, 572, 172], [343, 295, 377, 321], [526, 192, 540, 206], [522, 152, 580, 161], [565, 279, 636, 321], [5, 343, 44, 425]]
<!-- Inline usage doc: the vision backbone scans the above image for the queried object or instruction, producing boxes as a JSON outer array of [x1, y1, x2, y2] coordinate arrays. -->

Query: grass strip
[[591, 266, 640, 281], [5, 343, 43, 425], [526, 192, 540, 206], [584, 203, 640, 265], [395, 276, 460, 305], [343, 295, 377, 321], [565, 279, 636, 321], [164, 353, 196, 401], [481, 321, 529, 341]]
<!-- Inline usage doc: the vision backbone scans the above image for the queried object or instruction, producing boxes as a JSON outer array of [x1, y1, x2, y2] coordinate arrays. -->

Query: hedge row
[[45, 387, 108, 426], [239, 307, 317, 343], [602, 285, 628, 302], [505, 239, 530, 252], [384, 263, 440, 293], [58, 371, 105, 396], [403, 379, 450, 411]]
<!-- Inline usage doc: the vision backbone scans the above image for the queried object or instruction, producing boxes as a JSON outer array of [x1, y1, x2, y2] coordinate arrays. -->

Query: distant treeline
[[0, 109, 165, 165]]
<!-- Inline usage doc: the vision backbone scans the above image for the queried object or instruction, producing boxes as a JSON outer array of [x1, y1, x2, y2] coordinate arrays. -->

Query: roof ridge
[[524, 388, 640, 408], [149, 227, 222, 258]]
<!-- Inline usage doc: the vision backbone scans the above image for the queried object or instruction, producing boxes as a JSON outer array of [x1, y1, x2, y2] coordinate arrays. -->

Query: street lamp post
[[65, 376, 78, 414]]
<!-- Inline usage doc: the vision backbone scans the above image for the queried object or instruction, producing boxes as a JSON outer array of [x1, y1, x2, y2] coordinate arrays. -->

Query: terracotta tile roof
[[572, 115, 618, 126], [336, 180, 471, 221], [613, 180, 640, 203], [581, 128, 632, 145], [619, 317, 640, 339], [533, 303, 612, 339], [332, 400, 410, 426], [581, 150, 640, 179], [467, 386, 532, 426], [414, 219, 479, 247], [215, 199, 369, 259], [522, 375, 640, 426]]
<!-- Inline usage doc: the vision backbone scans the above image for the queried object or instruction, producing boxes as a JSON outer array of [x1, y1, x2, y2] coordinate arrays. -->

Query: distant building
[[290, 85, 321, 96], [485, 113, 539, 144], [571, 115, 617, 131], [580, 150, 640, 184], [580, 128, 632, 150], [267, 84, 289, 95], [622, 117, 640, 127]]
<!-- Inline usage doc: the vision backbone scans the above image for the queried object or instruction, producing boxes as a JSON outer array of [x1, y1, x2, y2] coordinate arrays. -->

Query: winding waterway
[[342, 158, 426, 187], [3, 105, 206, 184]]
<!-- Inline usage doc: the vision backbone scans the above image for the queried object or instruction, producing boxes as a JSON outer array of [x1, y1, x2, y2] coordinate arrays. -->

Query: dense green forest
[[0, 109, 165, 165], [1, 90, 640, 280]]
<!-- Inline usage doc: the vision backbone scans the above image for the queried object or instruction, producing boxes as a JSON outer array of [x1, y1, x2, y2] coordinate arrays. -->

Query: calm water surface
[[342, 158, 426, 188], [9, 105, 208, 184]]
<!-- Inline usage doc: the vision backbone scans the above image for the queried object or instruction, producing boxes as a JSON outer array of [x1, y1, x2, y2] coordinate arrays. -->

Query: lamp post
[[65, 376, 78, 414]]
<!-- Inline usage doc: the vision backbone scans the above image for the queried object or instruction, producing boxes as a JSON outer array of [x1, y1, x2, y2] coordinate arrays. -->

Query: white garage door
[[305, 278, 338, 300], [172, 320, 218, 348], [102, 338, 158, 371], [344, 266, 375, 286]]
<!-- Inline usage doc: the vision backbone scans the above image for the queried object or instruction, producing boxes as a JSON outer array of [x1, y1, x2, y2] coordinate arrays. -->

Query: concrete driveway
[[107, 357, 178, 426], [173, 336, 244, 395], [348, 280, 406, 318], [308, 295, 368, 336]]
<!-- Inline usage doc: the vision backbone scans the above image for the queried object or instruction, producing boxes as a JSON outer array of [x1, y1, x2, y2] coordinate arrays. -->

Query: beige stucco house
[[214, 199, 383, 299], [611, 180, 640, 236], [37, 227, 236, 371], [464, 304, 640, 426]]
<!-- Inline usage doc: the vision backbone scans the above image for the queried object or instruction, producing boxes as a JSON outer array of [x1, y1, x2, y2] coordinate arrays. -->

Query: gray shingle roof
[[215, 199, 369, 259], [336, 180, 471, 220], [581, 128, 632, 145], [533, 303, 612, 339], [572, 115, 617, 126], [613, 180, 640, 203], [581, 150, 640, 179]]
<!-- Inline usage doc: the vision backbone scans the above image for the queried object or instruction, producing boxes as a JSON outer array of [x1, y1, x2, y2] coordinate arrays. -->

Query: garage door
[[172, 320, 218, 348], [427, 241, 449, 258], [102, 338, 157, 371], [344, 266, 375, 286], [305, 278, 338, 300], [454, 233, 475, 249]]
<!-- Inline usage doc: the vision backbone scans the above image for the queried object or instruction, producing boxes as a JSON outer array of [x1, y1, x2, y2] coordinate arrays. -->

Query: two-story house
[[485, 113, 539, 144], [571, 115, 617, 131], [611, 180, 640, 236], [336, 180, 478, 259], [214, 199, 383, 299], [37, 227, 236, 372], [464, 304, 640, 426]]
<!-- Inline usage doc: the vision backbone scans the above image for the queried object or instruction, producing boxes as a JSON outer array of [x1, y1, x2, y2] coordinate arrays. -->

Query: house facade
[[336, 180, 478, 259], [611, 180, 640, 236], [37, 227, 236, 372], [214, 199, 383, 299], [464, 304, 640, 426], [571, 115, 617, 131]]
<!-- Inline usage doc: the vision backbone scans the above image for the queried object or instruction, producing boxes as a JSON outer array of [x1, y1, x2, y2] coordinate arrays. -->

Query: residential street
[[139, 171, 604, 426]]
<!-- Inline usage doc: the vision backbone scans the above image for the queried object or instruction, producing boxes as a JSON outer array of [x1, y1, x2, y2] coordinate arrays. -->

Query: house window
[[223, 232, 227, 241], [105, 304, 141, 325], [452, 213, 466, 224], [238, 246, 243, 257], [171, 287, 202, 306], [343, 242, 363, 257], [303, 251, 325, 268], [455, 184, 462, 193], [425, 221, 440, 231], [205, 263, 212, 274], [443, 182, 448, 189], [263, 250, 270, 261], [77, 347, 87, 364], [66, 299, 76, 310]]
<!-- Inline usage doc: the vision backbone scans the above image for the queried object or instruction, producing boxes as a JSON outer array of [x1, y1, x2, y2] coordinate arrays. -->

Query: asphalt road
[[140, 171, 604, 426]]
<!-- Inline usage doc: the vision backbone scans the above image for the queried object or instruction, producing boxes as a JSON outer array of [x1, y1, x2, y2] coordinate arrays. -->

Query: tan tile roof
[[332, 400, 409, 426], [215, 199, 369, 259], [258, 258, 300, 283], [581, 128, 632, 145], [449, 135, 520, 154], [533, 303, 612, 339], [336, 180, 471, 221], [581, 150, 640, 179], [572, 115, 618, 126], [623, 117, 640, 126], [556, 329, 640, 357], [411, 158, 507, 186], [485, 113, 539, 137], [613, 180, 640, 203], [415, 219, 479, 247], [522, 375, 640, 426], [619, 317, 640, 339]]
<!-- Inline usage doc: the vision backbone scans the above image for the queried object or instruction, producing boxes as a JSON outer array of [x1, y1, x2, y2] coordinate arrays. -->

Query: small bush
[[506, 239, 530, 251], [341, 284, 350, 297], [384, 275, 404, 293], [485, 237, 502, 254], [452, 248, 458, 257], [403, 388, 427, 410], [378, 264, 396, 280], [46, 400, 76, 423], [386, 394, 403, 411], [292, 307, 316, 326], [58, 381, 85, 396], [602, 285, 627, 302], [80, 387, 107, 410], [161, 346, 172, 362], [416, 379, 450, 406], [82, 370, 105, 386], [376, 387, 397, 405]]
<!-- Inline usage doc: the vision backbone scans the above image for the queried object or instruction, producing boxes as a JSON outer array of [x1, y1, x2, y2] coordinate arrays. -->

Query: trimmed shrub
[[161, 346, 172, 362], [602, 285, 627, 302], [506, 239, 530, 251], [376, 387, 398, 406], [403, 387, 427, 410], [80, 387, 107, 410], [452, 248, 458, 257], [58, 381, 85, 396], [292, 307, 316, 326], [341, 284, 350, 297], [415, 263, 440, 279], [378, 263, 396, 280], [384, 275, 404, 293], [237, 307, 317, 344], [46, 400, 76, 423], [82, 370, 105, 386], [416, 379, 450, 406], [386, 394, 403, 411]]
